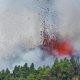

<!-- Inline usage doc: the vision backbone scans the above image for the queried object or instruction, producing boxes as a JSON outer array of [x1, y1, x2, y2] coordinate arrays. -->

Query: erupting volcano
[[41, 29, 74, 56]]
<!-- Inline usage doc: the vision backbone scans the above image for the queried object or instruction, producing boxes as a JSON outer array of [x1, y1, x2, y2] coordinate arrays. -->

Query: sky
[[0, 0, 80, 70]]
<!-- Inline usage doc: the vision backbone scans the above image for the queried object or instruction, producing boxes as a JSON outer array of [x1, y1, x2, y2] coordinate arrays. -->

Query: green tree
[[0, 70, 6, 80], [60, 58, 69, 80], [0, 57, 79, 80], [29, 63, 35, 74], [27, 73, 36, 80], [23, 63, 29, 77], [13, 65, 21, 77], [51, 58, 61, 80], [37, 65, 50, 80]]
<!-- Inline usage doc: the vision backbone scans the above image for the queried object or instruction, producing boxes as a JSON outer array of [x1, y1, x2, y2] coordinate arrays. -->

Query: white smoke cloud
[[0, 0, 80, 70], [0, 4, 43, 70], [12, 47, 53, 69], [0, 0, 54, 70], [55, 0, 80, 50], [2, 46, 53, 70], [0, 9, 41, 52]]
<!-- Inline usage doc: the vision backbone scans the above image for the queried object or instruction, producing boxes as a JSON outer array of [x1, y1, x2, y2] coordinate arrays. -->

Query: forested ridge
[[0, 56, 80, 80]]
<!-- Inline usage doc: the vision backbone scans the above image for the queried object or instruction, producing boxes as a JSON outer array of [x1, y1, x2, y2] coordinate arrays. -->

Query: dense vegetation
[[0, 56, 80, 80]]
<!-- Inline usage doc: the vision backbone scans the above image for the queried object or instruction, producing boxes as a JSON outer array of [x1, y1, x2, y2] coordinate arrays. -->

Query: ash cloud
[[0, 0, 54, 70], [3, 46, 53, 70], [0, 0, 80, 70], [38, 0, 80, 51], [55, 0, 80, 50]]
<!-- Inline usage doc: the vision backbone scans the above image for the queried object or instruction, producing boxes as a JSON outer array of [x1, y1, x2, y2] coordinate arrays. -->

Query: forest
[[0, 56, 80, 80]]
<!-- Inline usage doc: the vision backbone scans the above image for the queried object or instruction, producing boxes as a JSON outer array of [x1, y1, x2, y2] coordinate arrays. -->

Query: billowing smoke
[[55, 0, 80, 51], [0, 0, 54, 70], [39, 0, 80, 55], [0, 1, 42, 70], [0, 0, 80, 70]]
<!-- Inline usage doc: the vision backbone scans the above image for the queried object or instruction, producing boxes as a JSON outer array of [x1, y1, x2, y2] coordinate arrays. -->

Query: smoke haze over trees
[[0, 56, 80, 80]]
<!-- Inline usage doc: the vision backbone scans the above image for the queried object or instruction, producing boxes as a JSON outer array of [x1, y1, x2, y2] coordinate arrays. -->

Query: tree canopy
[[0, 56, 80, 80]]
